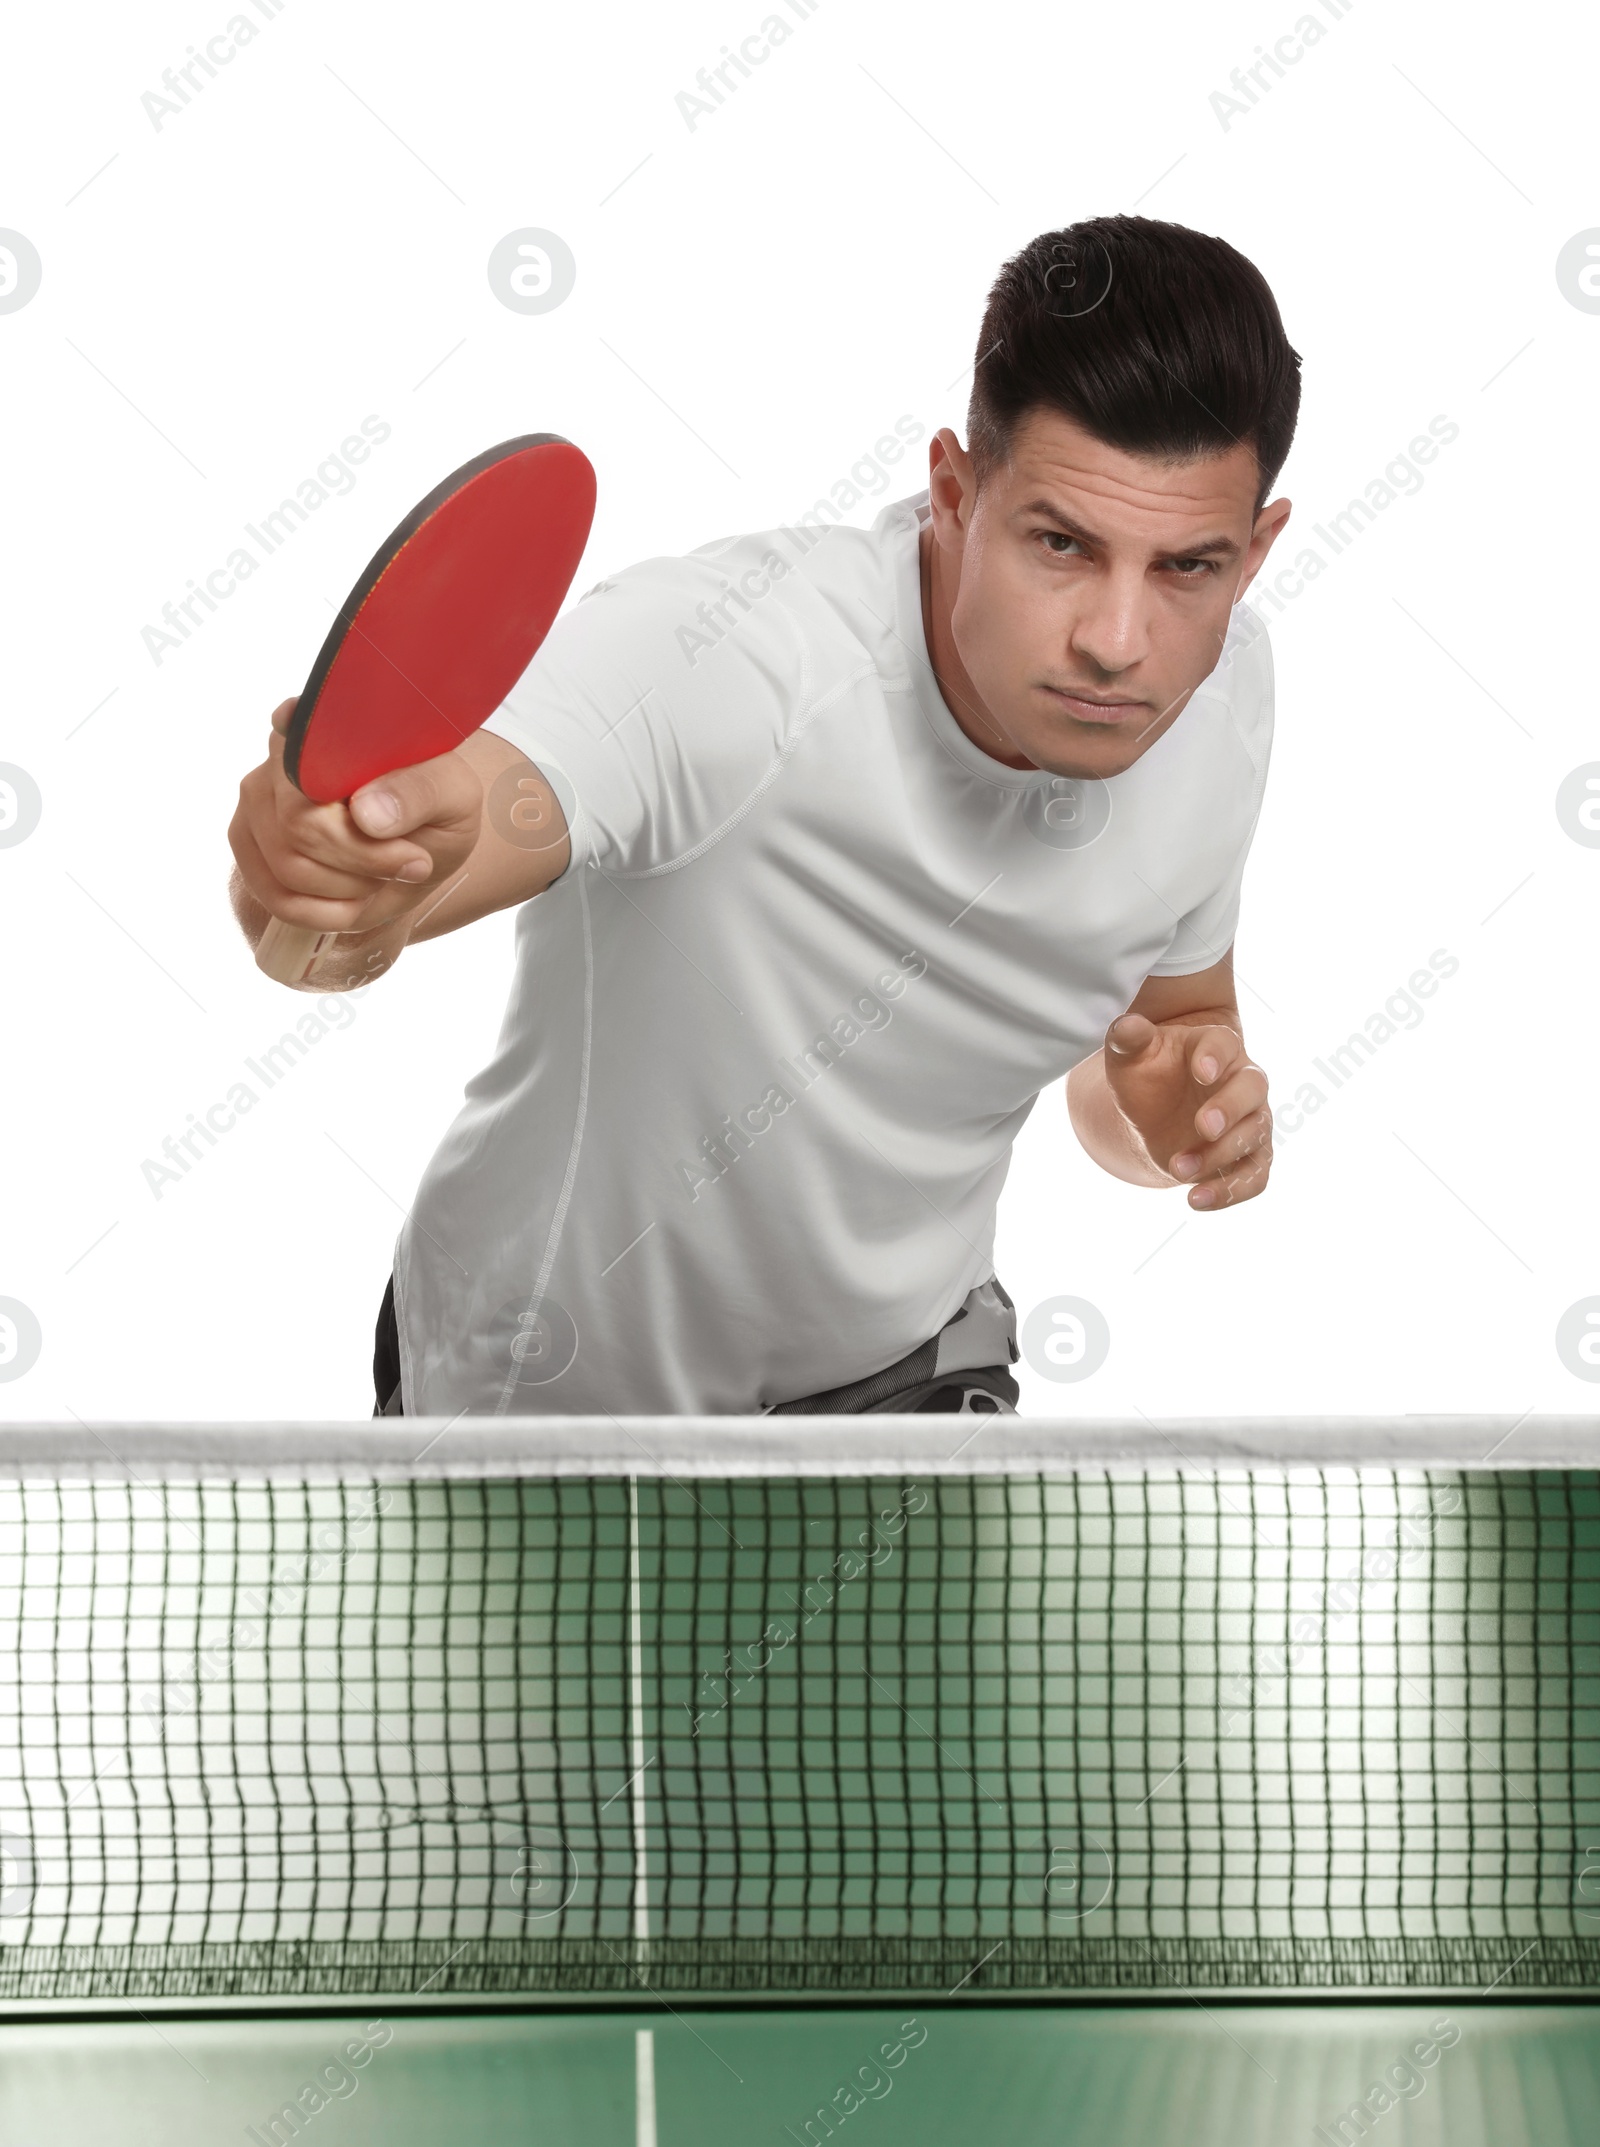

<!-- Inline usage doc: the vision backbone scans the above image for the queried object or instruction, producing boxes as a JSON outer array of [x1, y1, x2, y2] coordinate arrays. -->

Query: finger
[[275, 796, 435, 886], [267, 827, 433, 900], [229, 808, 375, 934], [1105, 1012, 1159, 1060], [1172, 1105, 1272, 1182], [269, 696, 298, 737], [1184, 1062, 1269, 1148], [1187, 1142, 1273, 1211], [349, 749, 479, 841], [1184, 1023, 1246, 1087]]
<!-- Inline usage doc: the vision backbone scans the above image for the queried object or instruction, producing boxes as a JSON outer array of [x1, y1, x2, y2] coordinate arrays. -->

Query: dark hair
[[967, 216, 1301, 517]]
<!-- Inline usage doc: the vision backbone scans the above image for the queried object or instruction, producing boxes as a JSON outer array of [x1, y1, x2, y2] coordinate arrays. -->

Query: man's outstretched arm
[[1065, 949, 1272, 1210]]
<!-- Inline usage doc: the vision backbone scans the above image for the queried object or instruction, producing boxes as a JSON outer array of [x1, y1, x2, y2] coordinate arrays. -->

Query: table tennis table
[[5, 2004, 1598, 2144], [1, 1417, 1596, 2144]]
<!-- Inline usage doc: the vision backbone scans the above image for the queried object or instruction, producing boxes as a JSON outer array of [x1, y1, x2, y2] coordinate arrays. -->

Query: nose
[[1068, 577, 1150, 678]]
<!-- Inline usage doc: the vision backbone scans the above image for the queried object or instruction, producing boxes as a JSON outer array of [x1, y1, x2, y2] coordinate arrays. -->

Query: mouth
[[1038, 685, 1147, 727]]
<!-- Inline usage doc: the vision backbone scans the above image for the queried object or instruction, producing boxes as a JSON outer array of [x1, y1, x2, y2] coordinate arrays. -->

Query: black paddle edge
[[282, 431, 582, 795]]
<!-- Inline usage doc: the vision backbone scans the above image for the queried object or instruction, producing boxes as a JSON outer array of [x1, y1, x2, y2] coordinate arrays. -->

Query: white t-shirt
[[390, 489, 1274, 1416]]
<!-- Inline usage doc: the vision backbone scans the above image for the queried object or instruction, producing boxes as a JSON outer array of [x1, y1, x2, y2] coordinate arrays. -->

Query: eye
[[1168, 558, 1218, 579], [1037, 530, 1084, 557]]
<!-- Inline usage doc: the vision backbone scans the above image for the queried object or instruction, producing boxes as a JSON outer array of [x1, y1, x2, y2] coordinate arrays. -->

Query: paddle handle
[[256, 916, 336, 986]]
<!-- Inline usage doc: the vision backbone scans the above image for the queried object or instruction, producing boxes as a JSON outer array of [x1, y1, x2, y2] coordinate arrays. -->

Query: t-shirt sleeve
[[481, 538, 811, 877], [1146, 601, 1275, 977]]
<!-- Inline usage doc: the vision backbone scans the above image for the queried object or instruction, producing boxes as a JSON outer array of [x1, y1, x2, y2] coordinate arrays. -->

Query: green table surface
[[2, 2005, 1597, 2146]]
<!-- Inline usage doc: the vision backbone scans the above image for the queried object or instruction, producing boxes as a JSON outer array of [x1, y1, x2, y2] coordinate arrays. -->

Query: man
[[229, 213, 1298, 1419]]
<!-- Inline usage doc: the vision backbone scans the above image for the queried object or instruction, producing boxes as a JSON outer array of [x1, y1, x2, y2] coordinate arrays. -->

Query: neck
[[918, 521, 1035, 770]]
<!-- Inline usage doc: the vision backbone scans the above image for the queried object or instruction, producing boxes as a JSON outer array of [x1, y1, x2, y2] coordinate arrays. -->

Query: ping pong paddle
[[255, 433, 596, 984]]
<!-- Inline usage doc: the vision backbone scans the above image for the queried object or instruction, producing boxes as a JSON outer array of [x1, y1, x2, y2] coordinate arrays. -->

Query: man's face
[[923, 408, 1292, 778]]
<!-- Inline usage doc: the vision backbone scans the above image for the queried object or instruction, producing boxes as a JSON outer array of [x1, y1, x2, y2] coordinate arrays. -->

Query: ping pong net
[[1, 1419, 1597, 2010]]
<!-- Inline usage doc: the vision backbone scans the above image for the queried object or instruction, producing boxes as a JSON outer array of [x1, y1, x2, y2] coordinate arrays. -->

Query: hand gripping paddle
[[255, 433, 596, 984]]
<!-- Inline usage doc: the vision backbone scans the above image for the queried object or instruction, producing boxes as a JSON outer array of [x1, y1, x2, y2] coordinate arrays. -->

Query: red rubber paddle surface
[[284, 434, 596, 802]]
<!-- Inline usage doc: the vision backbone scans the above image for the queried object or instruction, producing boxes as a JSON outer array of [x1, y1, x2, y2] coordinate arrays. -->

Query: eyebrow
[[1016, 497, 1244, 563]]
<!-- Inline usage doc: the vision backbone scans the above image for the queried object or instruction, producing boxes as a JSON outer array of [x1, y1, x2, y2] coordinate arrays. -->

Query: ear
[[927, 428, 977, 545], [1235, 495, 1293, 597]]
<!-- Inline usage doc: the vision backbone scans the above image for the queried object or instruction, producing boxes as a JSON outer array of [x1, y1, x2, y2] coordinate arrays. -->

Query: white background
[[1, 0, 1593, 1424]]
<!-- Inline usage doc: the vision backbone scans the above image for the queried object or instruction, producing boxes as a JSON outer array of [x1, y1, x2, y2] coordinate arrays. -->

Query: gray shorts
[[764, 1277, 1020, 1415]]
